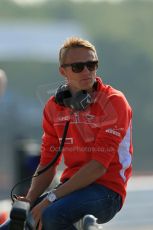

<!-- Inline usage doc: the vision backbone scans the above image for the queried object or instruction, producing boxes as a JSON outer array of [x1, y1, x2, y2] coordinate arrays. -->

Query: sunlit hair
[[59, 37, 98, 66]]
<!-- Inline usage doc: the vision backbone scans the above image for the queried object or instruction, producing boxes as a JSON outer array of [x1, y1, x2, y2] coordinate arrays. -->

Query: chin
[[81, 82, 94, 91]]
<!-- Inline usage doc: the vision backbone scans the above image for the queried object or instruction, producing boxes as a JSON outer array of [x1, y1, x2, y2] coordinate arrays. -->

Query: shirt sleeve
[[40, 100, 62, 167], [91, 93, 132, 169]]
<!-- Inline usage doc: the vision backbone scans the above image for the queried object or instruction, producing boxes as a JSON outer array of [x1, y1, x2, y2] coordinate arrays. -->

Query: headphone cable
[[10, 120, 70, 202]]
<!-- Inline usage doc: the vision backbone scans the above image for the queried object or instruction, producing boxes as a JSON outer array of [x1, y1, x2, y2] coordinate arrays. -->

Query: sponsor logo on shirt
[[59, 137, 73, 144], [58, 115, 70, 121], [105, 128, 121, 137], [85, 114, 95, 122]]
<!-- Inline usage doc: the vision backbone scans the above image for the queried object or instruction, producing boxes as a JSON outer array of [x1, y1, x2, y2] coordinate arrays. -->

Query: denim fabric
[[42, 183, 122, 230], [0, 183, 122, 230]]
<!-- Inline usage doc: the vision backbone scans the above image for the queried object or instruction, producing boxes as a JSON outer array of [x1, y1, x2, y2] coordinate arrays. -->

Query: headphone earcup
[[54, 84, 72, 106], [55, 84, 92, 110]]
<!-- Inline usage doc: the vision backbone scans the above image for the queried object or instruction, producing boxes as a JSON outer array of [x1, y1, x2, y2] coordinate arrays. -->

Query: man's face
[[59, 47, 98, 93]]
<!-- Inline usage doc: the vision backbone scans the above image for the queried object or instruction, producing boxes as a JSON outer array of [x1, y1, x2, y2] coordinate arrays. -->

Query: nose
[[82, 65, 90, 73]]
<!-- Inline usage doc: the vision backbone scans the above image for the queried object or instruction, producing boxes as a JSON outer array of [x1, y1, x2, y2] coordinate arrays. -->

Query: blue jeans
[[42, 183, 122, 230], [0, 183, 122, 230]]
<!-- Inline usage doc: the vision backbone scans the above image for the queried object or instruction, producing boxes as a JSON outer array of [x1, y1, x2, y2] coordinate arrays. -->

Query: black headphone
[[54, 82, 97, 111]]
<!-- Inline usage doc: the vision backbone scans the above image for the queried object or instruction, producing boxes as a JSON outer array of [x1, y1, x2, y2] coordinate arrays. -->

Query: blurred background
[[0, 0, 153, 229]]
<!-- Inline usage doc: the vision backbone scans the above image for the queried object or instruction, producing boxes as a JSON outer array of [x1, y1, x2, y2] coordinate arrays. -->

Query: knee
[[41, 205, 63, 229], [42, 206, 54, 225], [42, 204, 61, 220], [41, 204, 74, 230]]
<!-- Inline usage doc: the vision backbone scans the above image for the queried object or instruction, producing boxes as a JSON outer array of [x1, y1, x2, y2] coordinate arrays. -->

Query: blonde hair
[[59, 37, 98, 66]]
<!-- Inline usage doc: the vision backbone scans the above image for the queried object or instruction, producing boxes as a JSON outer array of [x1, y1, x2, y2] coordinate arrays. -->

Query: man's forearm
[[54, 160, 106, 199], [26, 164, 56, 203]]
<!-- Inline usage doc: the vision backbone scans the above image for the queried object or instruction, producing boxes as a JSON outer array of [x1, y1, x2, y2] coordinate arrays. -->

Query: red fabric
[[40, 77, 133, 205]]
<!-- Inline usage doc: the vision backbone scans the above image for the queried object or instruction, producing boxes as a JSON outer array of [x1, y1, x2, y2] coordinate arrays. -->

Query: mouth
[[81, 78, 92, 82]]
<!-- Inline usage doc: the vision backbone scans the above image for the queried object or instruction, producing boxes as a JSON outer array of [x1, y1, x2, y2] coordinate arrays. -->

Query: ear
[[59, 67, 66, 77]]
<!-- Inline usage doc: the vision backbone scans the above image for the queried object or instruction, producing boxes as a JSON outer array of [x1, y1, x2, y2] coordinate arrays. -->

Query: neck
[[69, 81, 97, 95]]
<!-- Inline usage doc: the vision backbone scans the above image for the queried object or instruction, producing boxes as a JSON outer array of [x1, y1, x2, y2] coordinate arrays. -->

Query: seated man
[[0, 36, 133, 230]]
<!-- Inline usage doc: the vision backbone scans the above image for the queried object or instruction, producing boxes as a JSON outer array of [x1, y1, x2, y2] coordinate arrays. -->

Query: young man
[[1, 37, 133, 230]]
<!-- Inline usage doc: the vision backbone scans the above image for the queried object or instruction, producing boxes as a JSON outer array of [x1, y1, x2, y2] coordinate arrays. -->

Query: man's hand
[[31, 198, 50, 230], [13, 195, 31, 204]]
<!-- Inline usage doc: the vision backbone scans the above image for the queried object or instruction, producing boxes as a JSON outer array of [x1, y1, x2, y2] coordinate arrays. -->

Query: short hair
[[59, 37, 98, 66]]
